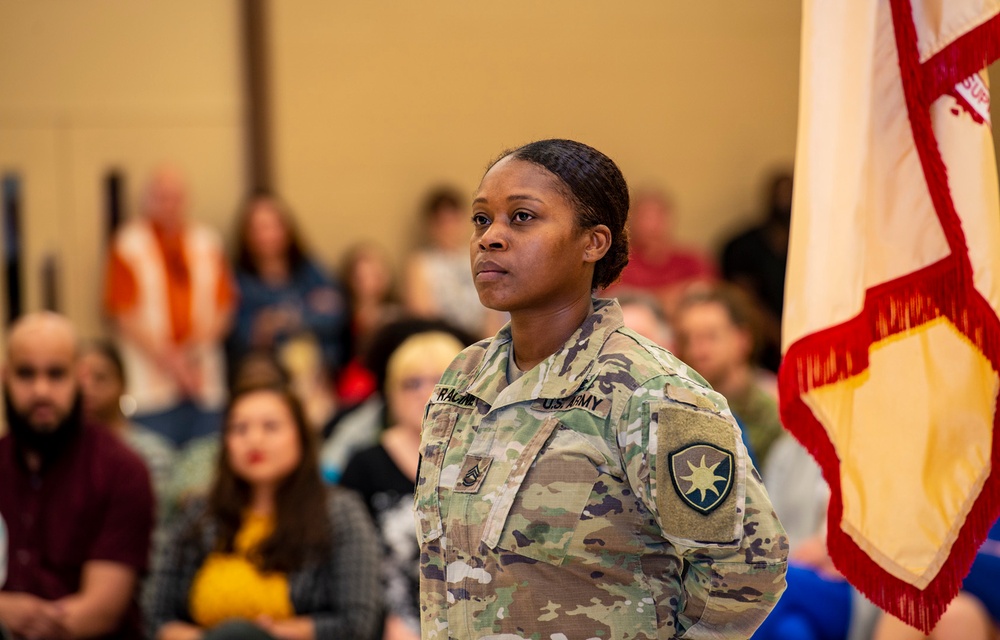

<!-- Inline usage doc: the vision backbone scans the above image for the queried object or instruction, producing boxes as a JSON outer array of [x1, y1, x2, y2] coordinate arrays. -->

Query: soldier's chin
[[475, 289, 521, 314], [476, 294, 508, 313]]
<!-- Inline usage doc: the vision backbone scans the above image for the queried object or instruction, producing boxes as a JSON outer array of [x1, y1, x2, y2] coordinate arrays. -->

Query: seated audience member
[[674, 286, 783, 470], [279, 334, 337, 433], [340, 332, 464, 640], [873, 517, 1000, 640], [619, 290, 759, 468], [340, 242, 402, 358], [755, 438, 1000, 640], [753, 434, 850, 640], [79, 340, 178, 620], [148, 384, 381, 640], [604, 187, 716, 316], [104, 165, 236, 446], [337, 243, 403, 405], [79, 340, 176, 510], [720, 170, 792, 373], [0, 313, 154, 640], [616, 291, 674, 351], [228, 193, 348, 379], [403, 186, 500, 338], [753, 434, 883, 640], [167, 352, 291, 518], [319, 318, 472, 484], [960, 518, 1000, 636]]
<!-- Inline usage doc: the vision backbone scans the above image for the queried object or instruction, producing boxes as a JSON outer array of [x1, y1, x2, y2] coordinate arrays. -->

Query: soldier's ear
[[583, 224, 611, 264]]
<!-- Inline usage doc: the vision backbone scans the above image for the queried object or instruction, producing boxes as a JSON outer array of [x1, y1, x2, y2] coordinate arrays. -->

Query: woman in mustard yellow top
[[148, 384, 381, 640]]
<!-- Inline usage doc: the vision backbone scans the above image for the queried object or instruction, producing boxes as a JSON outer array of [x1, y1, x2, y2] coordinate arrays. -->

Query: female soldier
[[415, 139, 787, 639]]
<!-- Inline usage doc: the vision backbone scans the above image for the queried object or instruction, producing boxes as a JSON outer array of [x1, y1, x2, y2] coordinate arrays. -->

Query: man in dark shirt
[[0, 312, 154, 640]]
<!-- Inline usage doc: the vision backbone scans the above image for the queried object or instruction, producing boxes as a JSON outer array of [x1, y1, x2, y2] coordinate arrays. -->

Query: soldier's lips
[[475, 261, 508, 281], [476, 271, 507, 282]]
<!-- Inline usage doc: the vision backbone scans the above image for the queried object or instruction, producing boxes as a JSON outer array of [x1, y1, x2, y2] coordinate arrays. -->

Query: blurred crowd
[[0, 164, 996, 640]]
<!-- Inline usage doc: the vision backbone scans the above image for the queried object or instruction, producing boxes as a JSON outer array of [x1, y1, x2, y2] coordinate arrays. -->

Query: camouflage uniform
[[416, 298, 787, 640]]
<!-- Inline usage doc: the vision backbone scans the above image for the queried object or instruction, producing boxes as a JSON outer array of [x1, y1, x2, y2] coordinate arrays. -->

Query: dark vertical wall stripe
[[3, 174, 23, 322], [243, 0, 272, 192]]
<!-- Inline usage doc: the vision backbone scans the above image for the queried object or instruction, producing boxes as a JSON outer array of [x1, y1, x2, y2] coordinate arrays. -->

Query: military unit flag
[[780, 0, 1000, 632]]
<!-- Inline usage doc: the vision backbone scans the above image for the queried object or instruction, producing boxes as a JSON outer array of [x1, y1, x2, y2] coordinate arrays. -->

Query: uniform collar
[[464, 298, 624, 407]]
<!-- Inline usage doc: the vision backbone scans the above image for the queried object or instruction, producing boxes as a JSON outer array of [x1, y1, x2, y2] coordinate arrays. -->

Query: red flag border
[[778, 2, 1000, 633]]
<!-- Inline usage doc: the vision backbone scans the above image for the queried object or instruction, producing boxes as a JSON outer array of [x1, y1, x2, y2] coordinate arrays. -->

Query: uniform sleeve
[[312, 489, 382, 640], [88, 448, 155, 573], [620, 379, 788, 639]]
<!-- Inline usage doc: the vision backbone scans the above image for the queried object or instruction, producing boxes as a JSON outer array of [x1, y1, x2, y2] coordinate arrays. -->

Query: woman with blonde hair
[[340, 332, 464, 640]]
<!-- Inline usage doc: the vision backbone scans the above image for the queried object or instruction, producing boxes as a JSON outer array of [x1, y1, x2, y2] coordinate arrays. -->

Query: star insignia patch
[[668, 443, 734, 514]]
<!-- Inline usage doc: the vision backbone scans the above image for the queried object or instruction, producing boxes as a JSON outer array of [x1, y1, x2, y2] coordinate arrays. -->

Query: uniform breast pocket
[[415, 407, 458, 545], [483, 417, 602, 566]]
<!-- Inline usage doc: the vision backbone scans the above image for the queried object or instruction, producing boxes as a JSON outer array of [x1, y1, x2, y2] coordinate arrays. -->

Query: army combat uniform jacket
[[416, 299, 787, 639]]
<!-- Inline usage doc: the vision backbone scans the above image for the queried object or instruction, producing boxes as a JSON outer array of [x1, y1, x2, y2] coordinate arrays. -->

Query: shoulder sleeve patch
[[653, 402, 743, 545]]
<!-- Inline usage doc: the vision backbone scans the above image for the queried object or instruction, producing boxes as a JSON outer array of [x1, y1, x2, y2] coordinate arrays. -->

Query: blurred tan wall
[[6, 1, 999, 348], [0, 0, 246, 339], [269, 2, 802, 273]]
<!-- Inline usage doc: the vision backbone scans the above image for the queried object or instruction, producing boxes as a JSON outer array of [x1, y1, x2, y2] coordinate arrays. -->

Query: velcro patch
[[665, 384, 718, 411], [431, 385, 477, 409], [454, 455, 493, 494], [530, 391, 610, 418], [652, 402, 742, 544]]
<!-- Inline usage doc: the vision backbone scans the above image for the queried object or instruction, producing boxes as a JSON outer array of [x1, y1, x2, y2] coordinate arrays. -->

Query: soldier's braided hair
[[495, 139, 630, 290]]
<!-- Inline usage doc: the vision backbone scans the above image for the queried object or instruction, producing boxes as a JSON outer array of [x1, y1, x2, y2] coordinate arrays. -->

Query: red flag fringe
[[780, 256, 1000, 633]]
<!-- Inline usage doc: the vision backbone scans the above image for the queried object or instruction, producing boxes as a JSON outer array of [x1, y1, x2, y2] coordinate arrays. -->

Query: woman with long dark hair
[[228, 193, 348, 378], [149, 384, 380, 640]]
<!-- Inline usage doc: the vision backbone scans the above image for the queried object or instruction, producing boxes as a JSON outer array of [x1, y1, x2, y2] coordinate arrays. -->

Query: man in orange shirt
[[104, 165, 235, 446]]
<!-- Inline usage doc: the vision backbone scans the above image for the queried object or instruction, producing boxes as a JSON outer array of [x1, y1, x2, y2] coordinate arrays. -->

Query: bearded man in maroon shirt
[[0, 312, 154, 640]]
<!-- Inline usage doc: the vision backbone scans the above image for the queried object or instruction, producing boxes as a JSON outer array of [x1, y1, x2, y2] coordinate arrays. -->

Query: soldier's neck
[[508, 296, 593, 372]]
